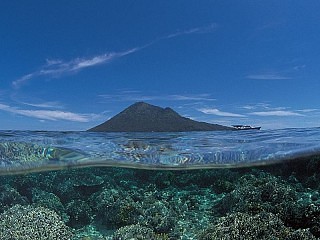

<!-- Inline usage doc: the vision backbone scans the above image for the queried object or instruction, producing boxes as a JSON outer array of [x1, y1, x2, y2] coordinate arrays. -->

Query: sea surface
[[0, 128, 320, 239]]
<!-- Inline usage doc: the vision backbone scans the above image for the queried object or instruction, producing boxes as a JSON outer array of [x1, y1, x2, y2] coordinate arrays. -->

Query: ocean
[[0, 128, 320, 239]]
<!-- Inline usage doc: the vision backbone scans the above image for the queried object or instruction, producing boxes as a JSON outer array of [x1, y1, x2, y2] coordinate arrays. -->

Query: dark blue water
[[1, 128, 320, 239]]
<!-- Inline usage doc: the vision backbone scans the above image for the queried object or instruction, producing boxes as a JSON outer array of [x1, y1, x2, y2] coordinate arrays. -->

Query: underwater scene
[[1, 128, 320, 239]]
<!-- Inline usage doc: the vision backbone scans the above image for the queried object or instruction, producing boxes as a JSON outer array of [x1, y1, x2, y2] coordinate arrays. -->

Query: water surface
[[0, 127, 320, 175]]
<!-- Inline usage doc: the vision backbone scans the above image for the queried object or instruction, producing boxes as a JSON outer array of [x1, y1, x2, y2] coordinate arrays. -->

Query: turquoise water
[[0, 128, 320, 239]]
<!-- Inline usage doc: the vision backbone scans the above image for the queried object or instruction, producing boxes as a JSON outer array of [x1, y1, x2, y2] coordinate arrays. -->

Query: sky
[[0, 0, 320, 130]]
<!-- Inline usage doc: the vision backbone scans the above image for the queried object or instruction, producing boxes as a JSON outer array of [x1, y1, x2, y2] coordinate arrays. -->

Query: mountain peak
[[125, 101, 160, 111], [131, 101, 150, 108], [88, 102, 233, 132]]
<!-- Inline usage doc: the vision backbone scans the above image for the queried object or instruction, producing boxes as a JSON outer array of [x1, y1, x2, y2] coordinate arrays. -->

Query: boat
[[232, 125, 261, 130]]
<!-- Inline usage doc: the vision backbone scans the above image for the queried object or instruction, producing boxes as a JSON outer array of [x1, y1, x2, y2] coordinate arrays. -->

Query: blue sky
[[0, 0, 319, 130]]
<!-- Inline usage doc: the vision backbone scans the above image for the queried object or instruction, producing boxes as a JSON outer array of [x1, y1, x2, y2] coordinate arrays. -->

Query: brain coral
[[0, 204, 73, 240]]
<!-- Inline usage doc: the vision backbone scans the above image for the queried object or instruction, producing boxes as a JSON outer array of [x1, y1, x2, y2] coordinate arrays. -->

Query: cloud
[[293, 64, 306, 71], [198, 108, 245, 117], [12, 48, 140, 88], [240, 103, 273, 110], [13, 23, 217, 88], [240, 103, 290, 111], [241, 104, 314, 117], [246, 74, 291, 80], [100, 93, 155, 102], [296, 109, 318, 113], [19, 101, 64, 109], [9, 94, 65, 109], [249, 110, 303, 117], [241, 105, 256, 110], [0, 103, 95, 122], [168, 94, 216, 101], [164, 23, 218, 39], [99, 92, 216, 102]]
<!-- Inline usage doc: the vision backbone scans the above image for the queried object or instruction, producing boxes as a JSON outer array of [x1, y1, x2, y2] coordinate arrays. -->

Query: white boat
[[232, 125, 261, 130]]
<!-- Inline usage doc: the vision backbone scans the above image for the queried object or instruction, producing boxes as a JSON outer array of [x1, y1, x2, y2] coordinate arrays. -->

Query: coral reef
[[198, 212, 316, 239], [112, 224, 158, 240], [214, 170, 320, 237], [1, 157, 320, 239], [0, 204, 73, 240], [89, 187, 141, 228], [0, 184, 29, 212], [66, 199, 93, 227], [32, 188, 69, 222], [142, 200, 176, 233]]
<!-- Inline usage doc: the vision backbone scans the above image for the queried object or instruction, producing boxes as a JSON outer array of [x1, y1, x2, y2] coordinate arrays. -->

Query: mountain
[[88, 102, 233, 132]]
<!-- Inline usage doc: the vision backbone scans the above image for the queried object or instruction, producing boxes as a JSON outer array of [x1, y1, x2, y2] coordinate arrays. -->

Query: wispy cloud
[[169, 94, 216, 101], [296, 109, 318, 113], [100, 93, 155, 102], [13, 23, 218, 88], [99, 92, 216, 102], [9, 93, 65, 109], [249, 110, 303, 117], [0, 103, 96, 122], [240, 103, 288, 111], [293, 64, 306, 71], [240, 103, 314, 117], [13, 48, 139, 88], [246, 74, 291, 80], [163, 23, 218, 39], [198, 108, 245, 117], [19, 101, 64, 109]]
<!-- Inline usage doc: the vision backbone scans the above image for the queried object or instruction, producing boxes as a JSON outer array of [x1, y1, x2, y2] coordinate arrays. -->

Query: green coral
[[112, 224, 157, 240], [89, 188, 140, 227], [0, 204, 73, 240], [198, 212, 316, 240], [66, 199, 93, 227], [32, 188, 69, 222], [214, 171, 320, 236], [0, 184, 29, 211]]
